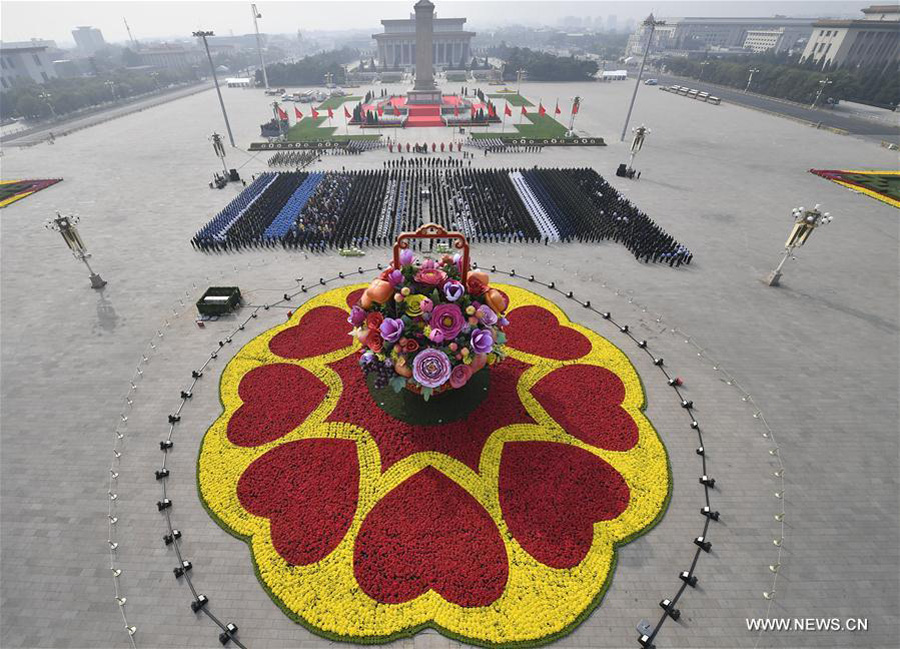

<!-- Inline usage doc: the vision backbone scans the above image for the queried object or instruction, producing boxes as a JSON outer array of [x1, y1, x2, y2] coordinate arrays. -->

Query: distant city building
[[801, 4, 900, 67], [373, 8, 475, 69], [626, 16, 815, 56], [72, 26, 106, 54], [607, 15, 618, 32], [0, 43, 58, 88], [138, 45, 204, 72], [743, 28, 786, 52]]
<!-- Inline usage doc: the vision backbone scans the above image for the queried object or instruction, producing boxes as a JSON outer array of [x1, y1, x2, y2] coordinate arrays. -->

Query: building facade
[[627, 16, 813, 56], [72, 26, 106, 54], [743, 28, 786, 52], [800, 5, 900, 68], [139, 46, 204, 72], [0, 44, 58, 89], [373, 13, 475, 69]]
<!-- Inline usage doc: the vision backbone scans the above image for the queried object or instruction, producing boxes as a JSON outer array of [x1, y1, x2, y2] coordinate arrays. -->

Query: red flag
[[327, 108, 334, 119], [311, 107, 320, 119], [504, 103, 512, 117], [538, 102, 546, 116], [454, 104, 459, 117], [488, 103, 496, 118], [377, 105, 384, 116], [572, 98, 580, 115], [277, 106, 288, 120], [470, 104, 476, 116], [393, 104, 400, 116], [521, 106, 527, 116], [344, 106, 351, 119], [554, 102, 561, 115], [294, 107, 303, 120]]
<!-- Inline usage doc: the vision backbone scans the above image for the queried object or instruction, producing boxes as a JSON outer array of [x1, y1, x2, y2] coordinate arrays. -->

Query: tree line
[[255, 47, 359, 86], [490, 45, 599, 82], [660, 56, 898, 109], [1, 68, 197, 121]]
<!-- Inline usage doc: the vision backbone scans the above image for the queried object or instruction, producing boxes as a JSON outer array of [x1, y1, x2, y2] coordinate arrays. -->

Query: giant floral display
[[198, 282, 670, 646]]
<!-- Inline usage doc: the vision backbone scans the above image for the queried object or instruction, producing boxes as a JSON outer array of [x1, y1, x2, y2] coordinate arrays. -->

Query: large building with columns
[[373, 12, 475, 70]]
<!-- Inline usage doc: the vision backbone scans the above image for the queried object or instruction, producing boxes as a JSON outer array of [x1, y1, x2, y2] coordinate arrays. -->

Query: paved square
[[1, 76, 897, 649]]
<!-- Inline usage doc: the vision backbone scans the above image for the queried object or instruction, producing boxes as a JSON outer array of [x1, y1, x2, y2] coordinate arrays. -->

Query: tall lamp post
[[745, 68, 759, 92], [251, 3, 270, 91], [698, 60, 710, 81], [621, 14, 664, 142], [765, 204, 833, 286], [104, 80, 117, 101], [210, 132, 229, 176], [515, 68, 525, 95], [45, 213, 107, 289], [810, 77, 833, 109], [194, 30, 236, 147]]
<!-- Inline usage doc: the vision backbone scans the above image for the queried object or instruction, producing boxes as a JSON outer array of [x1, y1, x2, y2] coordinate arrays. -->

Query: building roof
[[0, 43, 48, 53], [862, 5, 900, 13], [813, 18, 900, 28]]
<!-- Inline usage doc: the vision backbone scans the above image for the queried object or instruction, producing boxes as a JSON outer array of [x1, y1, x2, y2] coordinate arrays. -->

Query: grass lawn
[[469, 113, 569, 140], [316, 96, 362, 110], [286, 117, 380, 142], [488, 93, 533, 107]]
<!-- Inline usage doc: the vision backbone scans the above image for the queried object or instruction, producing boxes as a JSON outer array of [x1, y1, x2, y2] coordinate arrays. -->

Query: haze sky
[[1, 0, 871, 47]]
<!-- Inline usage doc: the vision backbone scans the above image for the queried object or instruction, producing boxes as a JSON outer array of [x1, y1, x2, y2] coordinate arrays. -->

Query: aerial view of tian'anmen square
[[1, 1, 897, 648]]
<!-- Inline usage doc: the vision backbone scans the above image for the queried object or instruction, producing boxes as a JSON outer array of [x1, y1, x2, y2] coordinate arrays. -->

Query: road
[[653, 73, 899, 146]]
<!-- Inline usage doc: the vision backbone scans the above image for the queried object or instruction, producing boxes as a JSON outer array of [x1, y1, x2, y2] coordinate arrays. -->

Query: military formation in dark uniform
[[191, 167, 691, 266]]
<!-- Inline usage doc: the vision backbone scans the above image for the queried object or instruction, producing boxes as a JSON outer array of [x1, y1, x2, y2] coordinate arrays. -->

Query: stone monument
[[407, 0, 443, 104]]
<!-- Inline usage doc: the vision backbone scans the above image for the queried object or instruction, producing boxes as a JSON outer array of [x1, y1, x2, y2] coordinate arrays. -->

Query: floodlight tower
[[45, 213, 107, 288], [251, 4, 270, 91], [765, 204, 834, 286], [628, 124, 650, 172], [810, 78, 833, 109], [745, 68, 760, 92], [211, 132, 229, 176], [620, 14, 664, 142], [194, 30, 236, 147]]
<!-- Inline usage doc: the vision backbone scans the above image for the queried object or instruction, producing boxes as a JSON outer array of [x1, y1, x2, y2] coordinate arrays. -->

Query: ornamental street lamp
[[745, 68, 760, 93], [251, 3, 270, 91], [194, 30, 236, 147], [515, 68, 525, 95], [38, 91, 57, 118], [629, 124, 650, 172], [765, 204, 834, 286], [45, 212, 107, 289], [210, 132, 229, 176], [621, 14, 665, 142], [810, 77, 833, 109], [104, 80, 117, 101]]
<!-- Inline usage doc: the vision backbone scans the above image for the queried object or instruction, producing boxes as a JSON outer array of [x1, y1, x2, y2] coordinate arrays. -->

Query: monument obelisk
[[407, 0, 443, 104]]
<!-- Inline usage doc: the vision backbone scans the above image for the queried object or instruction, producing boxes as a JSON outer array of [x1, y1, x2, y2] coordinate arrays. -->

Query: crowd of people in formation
[[268, 150, 320, 168], [387, 141, 465, 154], [467, 138, 544, 154], [383, 157, 469, 169], [191, 168, 690, 265]]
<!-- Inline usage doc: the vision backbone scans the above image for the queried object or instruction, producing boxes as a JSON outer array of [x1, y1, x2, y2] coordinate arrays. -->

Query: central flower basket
[[348, 224, 509, 414]]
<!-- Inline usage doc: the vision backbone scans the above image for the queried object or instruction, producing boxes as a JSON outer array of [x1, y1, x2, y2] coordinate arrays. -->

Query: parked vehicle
[[644, 78, 658, 86]]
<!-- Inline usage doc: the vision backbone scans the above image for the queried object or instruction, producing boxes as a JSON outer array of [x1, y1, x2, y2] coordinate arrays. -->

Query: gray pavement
[[1, 77, 897, 649]]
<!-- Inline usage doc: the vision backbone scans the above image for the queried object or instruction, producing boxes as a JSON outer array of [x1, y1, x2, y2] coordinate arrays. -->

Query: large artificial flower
[[398, 337, 420, 354], [414, 268, 447, 287], [470, 328, 494, 355], [388, 269, 403, 287], [366, 311, 384, 331], [399, 249, 415, 266], [379, 318, 405, 343], [412, 349, 452, 388], [404, 294, 426, 317], [449, 363, 472, 389], [477, 304, 498, 326], [348, 305, 366, 327], [198, 284, 669, 648], [443, 280, 464, 302], [366, 329, 383, 353], [431, 304, 464, 340], [466, 274, 488, 297]]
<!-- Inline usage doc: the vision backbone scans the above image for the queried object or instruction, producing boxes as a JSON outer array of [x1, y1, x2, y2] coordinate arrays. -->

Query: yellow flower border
[[813, 169, 899, 209], [197, 283, 671, 646]]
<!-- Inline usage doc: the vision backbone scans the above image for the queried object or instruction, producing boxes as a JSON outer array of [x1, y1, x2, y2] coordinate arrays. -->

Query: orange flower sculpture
[[198, 283, 670, 646]]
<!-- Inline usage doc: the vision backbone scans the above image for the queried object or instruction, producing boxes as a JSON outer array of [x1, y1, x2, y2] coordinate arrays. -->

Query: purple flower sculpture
[[443, 280, 464, 302], [412, 349, 452, 388], [470, 329, 494, 355], [399, 249, 415, 266], [476, 304, 498, 326], [348, 305, 366, 327], [379, 317, 405, 343]]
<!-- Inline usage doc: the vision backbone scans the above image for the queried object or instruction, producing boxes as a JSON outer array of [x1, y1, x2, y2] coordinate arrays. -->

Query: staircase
[[405, 103, 445, 128]]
